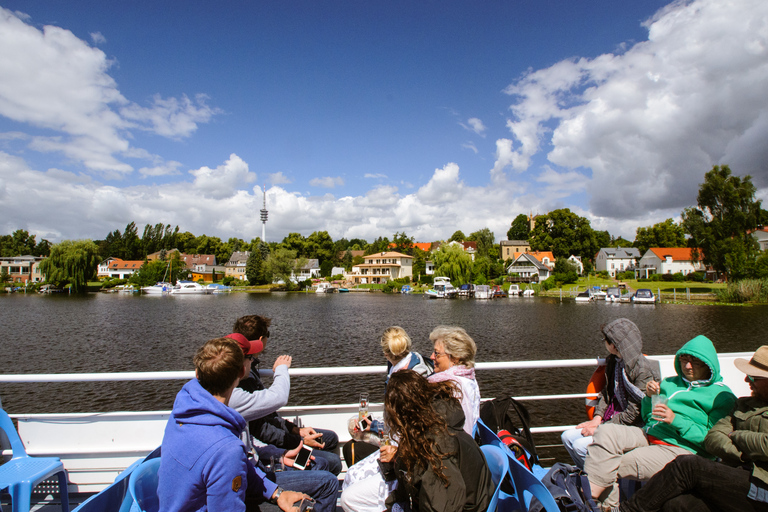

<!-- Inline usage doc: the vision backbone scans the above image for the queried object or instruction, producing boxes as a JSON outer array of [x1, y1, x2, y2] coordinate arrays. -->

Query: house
[[386, 242, 434, 253], [98, 258, 145, 279], [425, 260, 435, 275], [752, 227, 768, 251], [0, 255, 46, 283], [180, 254, 216, 268], [637, 248, 705, 277], [568, 255, 584, 275], [225, 251, 250, 281], [500, 240, 531, 261], [190, 265, 227, 283], [445, 241, 477, 261], [348, 251, 413, 284], [291, 259, 321, 282], [528, 251, 555, 268], [595, 247, 641, 277], [506, 253, 553, 282]]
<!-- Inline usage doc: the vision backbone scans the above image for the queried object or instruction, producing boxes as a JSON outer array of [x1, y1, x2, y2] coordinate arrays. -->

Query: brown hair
[[233, 314, 271, 341], [194, 337, 244, 396], [384, 370, 461, 485]]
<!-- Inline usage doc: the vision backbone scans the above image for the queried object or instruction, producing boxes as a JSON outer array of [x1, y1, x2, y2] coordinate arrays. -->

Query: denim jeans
[[561, 428, 592, 469], [312, 428, 342, 476], [620, 455, 768, 512], [254, 466, 340, 512]]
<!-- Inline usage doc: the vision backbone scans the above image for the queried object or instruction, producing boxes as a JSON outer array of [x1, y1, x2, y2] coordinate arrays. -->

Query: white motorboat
[[425, 277, 458, 298], [170, 281, 210, 294], [507, 284, 521, 297], [474, 284, 492, 299], [632, 288, 656, 304], [141, 282, 172, 294], [205, 284, 233, 294], [522, 287, 535, 297], [574, 290, 594, 302], [590, 286, 606, 300], [315, 282, 335, 293], [605, 287, 622, 302]]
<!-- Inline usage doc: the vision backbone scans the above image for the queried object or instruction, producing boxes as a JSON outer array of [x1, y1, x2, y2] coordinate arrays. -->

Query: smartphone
[[293, 445, 313, 470], [298, 498, 316, 512], [358, 416, 372, 431]]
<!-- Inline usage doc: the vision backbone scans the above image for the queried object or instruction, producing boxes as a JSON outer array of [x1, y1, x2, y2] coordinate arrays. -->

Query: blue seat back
[[0, 408, 28, 458], [129, 458, 161, 512], [480, 445, 506, 512]]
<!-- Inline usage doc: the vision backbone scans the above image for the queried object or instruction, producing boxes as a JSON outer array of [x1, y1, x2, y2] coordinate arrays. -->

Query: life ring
[[585, 365, 607, 419]]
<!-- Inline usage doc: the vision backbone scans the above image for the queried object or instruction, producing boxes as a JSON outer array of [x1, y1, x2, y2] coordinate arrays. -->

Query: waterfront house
[[595, 247, 641, 277], [225, 251, 250, 281], [637, 248, 705, 277], [752, 227, 768, 251], [506, 253, 553, 282], [348, 251, 413, 284], [0, 255, 45, 283], [99, 258, 144, 279], [500, 240, 531, 261], [568, 255, 584, 275], [291, 259, 321, 282]]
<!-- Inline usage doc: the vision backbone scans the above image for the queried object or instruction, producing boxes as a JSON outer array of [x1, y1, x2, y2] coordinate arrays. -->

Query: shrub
[[685, 272, 706, 282], [597, 271, 610, 279], [222, 276, 234, 286], [540, 276, 556, 291], [382, 281, 398, 293], [716, 278, 768, 303], [616, 271, 634, 280]]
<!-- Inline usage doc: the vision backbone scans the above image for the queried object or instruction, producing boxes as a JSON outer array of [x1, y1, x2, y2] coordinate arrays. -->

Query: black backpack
[[478, 396, 539, 467], [529, 463, 600, 512]]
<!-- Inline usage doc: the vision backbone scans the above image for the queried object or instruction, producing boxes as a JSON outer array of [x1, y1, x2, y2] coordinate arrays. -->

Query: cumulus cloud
[[138, 161, 183, 177], [90, 31, 106, 44], [0, 8, 219, 175], [267, 172, 292, 185], [309, 176, 344, 188], [189, 153, 256, 199], [497, 0, 768, 219]]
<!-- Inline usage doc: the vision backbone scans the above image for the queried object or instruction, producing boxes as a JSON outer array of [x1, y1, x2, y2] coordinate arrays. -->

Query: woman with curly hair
[[341, 370, 493, 512]]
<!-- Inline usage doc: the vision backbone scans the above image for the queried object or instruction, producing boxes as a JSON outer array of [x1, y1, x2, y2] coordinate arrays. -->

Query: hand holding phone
[[292, 445, 314, 470], [358, 415, 373, 431]]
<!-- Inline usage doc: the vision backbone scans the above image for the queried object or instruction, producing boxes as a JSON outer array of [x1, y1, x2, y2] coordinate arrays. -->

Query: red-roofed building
[[638, 248, 705, 277], [752, 226, 768, 251], [97, 258, 145, 279], [348, 251, 413, 284], [387, 242, 434, 253]]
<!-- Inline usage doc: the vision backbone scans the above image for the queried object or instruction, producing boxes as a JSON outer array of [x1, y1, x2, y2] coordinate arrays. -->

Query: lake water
[[0, 292, 763, 448]]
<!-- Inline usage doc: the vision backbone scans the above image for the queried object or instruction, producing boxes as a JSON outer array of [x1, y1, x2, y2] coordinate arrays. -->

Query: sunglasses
[[244, 354, 255, 361], [747, 375, 767, 383]]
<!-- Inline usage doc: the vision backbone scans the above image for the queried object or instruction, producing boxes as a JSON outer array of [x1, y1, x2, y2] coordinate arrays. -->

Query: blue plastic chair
[[128, 457, 161, 512], [0, 408, 70, 512], [480, 444, 512, 512], [475, 419, 559, 512]]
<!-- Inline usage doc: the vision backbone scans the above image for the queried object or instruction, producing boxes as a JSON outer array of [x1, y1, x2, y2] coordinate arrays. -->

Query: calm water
[[0, 292, 764, 433]]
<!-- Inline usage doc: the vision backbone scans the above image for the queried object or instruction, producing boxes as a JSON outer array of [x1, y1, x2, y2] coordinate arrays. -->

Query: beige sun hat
[[735, 346, 768, 378]]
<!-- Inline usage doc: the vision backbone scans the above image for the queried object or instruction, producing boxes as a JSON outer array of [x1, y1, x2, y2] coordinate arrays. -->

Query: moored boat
[[475, 284, 492, 299], [170, 281, 210, 294], [141, 282, 172, 294], [632, 288, 656, 304]]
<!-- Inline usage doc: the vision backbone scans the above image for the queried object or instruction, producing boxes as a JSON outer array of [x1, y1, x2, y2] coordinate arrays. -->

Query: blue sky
[[1, 0, 766, 245]]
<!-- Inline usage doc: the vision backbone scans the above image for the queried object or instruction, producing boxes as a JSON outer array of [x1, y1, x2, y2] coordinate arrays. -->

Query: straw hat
[[735, 346, 768, 378]]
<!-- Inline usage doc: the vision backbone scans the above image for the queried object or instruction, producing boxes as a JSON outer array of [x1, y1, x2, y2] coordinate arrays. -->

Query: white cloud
[[497, 0, 768, 219], [364, 173, 387, 179], [138, 161, 183, 177], [462, 142, 478, 154], [460, 117, 486, 136], [90, 31, 106, 44], [267, 172, 292, 185], [0, 8, 219, 175], [309, 176, 344, 188], [189, 153, 256, 199]]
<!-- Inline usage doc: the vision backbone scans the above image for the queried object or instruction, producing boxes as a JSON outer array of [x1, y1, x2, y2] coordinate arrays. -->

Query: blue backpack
[[529, 463, 600, 512]]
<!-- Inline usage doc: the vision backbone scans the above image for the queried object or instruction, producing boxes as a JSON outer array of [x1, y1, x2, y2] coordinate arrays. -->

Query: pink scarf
[[428, 364, 476, 383]]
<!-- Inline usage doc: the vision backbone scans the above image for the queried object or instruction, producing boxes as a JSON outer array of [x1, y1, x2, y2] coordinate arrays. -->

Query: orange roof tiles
[[648, 247, 703, 261]]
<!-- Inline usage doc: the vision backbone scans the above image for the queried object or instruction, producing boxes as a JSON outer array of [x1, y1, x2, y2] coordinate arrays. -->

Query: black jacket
[[382, 398, 493, 512]]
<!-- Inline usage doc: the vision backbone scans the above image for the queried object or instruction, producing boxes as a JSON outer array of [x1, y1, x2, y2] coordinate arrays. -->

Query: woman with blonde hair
[[381, 326, 433, 383], [428, 325, 480, 435]]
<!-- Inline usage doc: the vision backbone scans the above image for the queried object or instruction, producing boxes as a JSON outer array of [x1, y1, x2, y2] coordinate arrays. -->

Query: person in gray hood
[[562, 318, 660, 468]]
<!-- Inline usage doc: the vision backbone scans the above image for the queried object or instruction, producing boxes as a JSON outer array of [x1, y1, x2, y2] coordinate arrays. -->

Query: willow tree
[[39, 240, 100, 293], [433, 243, 473, 285]]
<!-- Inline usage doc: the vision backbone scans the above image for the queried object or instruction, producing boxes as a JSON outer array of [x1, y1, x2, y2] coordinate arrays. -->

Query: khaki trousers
[[584, 423, 692, 507]]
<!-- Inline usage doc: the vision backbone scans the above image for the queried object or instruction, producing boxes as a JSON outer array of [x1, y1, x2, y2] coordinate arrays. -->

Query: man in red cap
[[611, 346, 768, 512], [230, 314, 342, 476]]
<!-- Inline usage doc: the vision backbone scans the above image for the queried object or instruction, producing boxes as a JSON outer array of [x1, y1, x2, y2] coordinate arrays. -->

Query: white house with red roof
[[97, 258, 144, 279], [349, 251, 413, 284], [638, 248, 705, 276]]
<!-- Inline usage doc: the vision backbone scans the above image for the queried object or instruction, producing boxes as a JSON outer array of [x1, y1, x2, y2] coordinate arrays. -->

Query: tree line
[[3, 165, 766, 291]]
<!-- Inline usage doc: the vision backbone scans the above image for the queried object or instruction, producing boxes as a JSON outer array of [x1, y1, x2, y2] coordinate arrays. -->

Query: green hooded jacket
[[641, 335, 737, 457]]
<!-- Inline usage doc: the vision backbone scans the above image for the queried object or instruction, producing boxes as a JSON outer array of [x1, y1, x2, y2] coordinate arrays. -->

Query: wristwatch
[[271, 487, 285, 504]]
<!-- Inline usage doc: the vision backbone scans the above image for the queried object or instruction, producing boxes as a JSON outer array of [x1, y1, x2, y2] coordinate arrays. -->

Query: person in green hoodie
[[584, 335, 737, 510]]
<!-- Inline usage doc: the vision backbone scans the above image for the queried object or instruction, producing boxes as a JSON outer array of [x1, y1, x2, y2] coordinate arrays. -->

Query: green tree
[[246, 250, 266, 285], [507, 214, 531, 241], [305, 231, 335, 263], [266, 248, 298, 289], [552, 259, 579, 285], [411, 247, 427, 281], [392, 232, 415, 255], [0, 267, 9, 284], [448, 230, 466, 243], [529, 208, 599, 261], [39, 240, 100, 293], [129, 260, 175, 287], [433, 243, 473, 285], [281, 232, 308, 257], [682, 165, 762, 280], [634, 219, 686, 255], [468, 228, 495, 259]]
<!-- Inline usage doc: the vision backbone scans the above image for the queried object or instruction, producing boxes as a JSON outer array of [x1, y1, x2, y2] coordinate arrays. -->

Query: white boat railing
[[0, 353, 753, 494]]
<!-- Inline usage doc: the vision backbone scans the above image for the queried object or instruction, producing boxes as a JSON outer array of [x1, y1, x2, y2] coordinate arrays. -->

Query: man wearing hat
[[613, 346, 768, 512]]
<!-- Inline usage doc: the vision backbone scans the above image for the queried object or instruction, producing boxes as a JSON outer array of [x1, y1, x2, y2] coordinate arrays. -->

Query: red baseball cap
[[225, 333, 264, 356]]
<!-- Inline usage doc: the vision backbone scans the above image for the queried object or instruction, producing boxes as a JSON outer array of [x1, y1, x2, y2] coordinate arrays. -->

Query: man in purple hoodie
[[158, 337, 308, 512]]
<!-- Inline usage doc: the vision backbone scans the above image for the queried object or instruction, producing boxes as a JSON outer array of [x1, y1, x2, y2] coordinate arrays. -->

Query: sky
[[1, 0, 767, 245]]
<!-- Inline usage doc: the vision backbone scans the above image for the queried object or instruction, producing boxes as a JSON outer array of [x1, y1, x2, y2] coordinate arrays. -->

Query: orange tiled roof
[[528, 251, 555, 261], [648, 247, 703, 261], [108, 259, 144, 270]]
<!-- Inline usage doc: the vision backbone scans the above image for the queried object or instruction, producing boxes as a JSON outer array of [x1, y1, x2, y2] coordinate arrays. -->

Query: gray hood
[[603, 318, 643, 367]]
